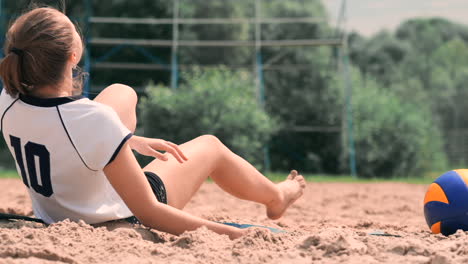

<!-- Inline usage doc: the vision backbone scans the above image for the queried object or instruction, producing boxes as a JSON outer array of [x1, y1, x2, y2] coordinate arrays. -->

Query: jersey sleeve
[[58, 101, 133, 171], [0, 89, 19, 131]]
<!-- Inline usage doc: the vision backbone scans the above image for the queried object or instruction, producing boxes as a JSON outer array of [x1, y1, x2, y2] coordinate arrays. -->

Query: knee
[[199, 134, 221, 144], [106, 83, 138, 105], [193, 135, 234, 170], [198, 135, 225, 152]]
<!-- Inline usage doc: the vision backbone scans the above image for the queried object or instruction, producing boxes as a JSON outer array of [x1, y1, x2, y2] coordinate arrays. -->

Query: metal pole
[[171, 0, 179, 90], [0, 0, 3, 90], [340, 0, 357, 177], [0, 0, 4, 58], [89, 16, 328, 25], [255, 0, 265, 105], [255, 0, 271, 172], [83, 0, 92, 97]]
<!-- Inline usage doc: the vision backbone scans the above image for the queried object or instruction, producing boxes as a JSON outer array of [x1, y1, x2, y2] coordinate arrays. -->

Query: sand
[[0, 178, 465, 264]]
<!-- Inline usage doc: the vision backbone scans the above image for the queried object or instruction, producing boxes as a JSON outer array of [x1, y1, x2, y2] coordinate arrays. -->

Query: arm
[[103, 143, 245, 239]]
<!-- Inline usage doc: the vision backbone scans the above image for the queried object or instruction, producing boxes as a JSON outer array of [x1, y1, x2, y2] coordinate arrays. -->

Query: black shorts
[[144, 171, 168, 204], [123, 171, 167, 225]]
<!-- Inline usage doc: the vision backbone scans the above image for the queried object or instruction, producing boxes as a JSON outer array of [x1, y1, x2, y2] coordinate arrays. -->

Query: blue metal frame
[[170, 51, 178, 89], [133, 46, 167, 65], [342, 49, 357, 177], [256, 51, 271, 171], [94, 44, 126, 63], [0, 0, 353, 175], [0, 0, 4, 59], [83, 0, 170, 95], [170, 0, 179, 90], [83, 0, 92, 97], [0, 0, 4, 90], [340, 0, 357, 177]]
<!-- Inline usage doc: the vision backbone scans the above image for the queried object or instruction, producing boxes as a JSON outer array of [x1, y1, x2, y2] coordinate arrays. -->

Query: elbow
[[131, 204, 164, 230], [131, 205, 185, 236], [131, 209, 155, 228], [134, 214, 153, 228]]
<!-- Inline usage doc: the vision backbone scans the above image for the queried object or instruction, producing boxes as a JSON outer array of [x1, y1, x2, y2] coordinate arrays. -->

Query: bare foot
[[266, 170, 306, 220]]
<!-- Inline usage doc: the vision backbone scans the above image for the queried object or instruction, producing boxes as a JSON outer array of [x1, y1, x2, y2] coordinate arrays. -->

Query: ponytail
[[0, 50, 28, 96]]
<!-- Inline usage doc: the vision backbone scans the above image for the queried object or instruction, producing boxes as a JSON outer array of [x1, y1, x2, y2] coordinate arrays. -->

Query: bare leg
[[144, 135, 306, 219], [93, 84, 138, 133], [94, 84, 306, 220]]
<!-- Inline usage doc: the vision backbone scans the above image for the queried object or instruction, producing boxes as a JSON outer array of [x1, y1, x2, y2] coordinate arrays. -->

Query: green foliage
[[4, 1, 465, 177], [266, 172, 434, 184], [338, 71, 447, 178], [139, 68, 278, 169], [267, 69, 343, 173], [256, 0, 337, 173], [177, 0, 252, 66], [348, 31, 412, 85], [261, 0, 330, 41], [0, 170, 19, 178], [0, 139, 15, 171], [429, 39, 468, 128], [396, 18, 468, 51], [349, 18, 468, 168]]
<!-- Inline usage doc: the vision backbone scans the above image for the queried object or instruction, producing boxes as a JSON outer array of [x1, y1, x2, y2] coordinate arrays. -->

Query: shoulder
[[58, 99, 129, 142], [64, 98, 115, 113], [58, 99, 131, 170], [0, 89, 19, 111], [0, 90, 20, 130], [59, 98, 120, 124]]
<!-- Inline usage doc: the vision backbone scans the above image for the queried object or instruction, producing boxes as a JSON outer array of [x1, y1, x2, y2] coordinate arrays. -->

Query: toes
[[288, 170, 298, 180], [296, 175, 306, 188]]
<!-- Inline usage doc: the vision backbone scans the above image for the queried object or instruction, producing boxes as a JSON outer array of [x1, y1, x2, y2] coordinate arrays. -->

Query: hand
[[128, 136, 188, 163], [228, 227, 248, 240]]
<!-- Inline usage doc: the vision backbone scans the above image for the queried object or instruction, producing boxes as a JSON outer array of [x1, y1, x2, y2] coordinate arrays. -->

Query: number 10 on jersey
[[9, 135, 53, 197]]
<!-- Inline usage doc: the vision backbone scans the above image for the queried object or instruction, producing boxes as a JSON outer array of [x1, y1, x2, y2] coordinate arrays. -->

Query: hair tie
[[10, 47, 23, 56]]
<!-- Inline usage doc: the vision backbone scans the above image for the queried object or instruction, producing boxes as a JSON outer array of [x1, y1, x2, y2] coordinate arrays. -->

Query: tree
[[139, 68, 278, 169], [395, 18, 468, 91], [258, 0, 340, 172], [348, 18, 468, 168], [177, 0, 252, 66], [348, 31, 412, 86], [338, 70, 447, 177]]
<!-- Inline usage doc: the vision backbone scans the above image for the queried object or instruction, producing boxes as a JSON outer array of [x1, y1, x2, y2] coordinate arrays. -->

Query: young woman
[[0, 6, 306, 239]]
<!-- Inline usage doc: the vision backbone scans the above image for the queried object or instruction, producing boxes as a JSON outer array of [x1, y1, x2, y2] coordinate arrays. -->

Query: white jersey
[[0, 89, 133, 224]]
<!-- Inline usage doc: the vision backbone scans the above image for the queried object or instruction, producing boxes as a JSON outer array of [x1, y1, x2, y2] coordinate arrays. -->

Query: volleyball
[[424, 169, 468, 236]]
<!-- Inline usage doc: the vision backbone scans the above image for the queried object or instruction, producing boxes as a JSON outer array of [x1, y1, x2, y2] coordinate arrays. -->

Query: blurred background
[[1, 0, 468, 180]]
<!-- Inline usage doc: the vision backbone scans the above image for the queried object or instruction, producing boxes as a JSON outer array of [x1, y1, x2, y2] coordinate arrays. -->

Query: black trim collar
[[19, 94, 86, 107]]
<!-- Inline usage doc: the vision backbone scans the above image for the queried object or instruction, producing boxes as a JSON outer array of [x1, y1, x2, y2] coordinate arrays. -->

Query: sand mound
[[1, 178, 467, 263]]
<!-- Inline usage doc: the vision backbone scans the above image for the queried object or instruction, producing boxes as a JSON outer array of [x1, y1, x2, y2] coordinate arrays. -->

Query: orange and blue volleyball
[[424, 169, 468, 236]]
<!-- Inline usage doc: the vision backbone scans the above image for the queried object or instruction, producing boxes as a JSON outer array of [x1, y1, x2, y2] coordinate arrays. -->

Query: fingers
[[146, 148, 169, 161], [165, 141, 189, 161], [142, 138, 188, 164], [164, 146, 185, 163]]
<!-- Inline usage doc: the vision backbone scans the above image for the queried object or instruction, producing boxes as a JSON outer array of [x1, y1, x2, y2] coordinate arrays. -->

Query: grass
[[266, 172, 435, 184], [0, 170, 435, 184], [0, 170, 21, 178]]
